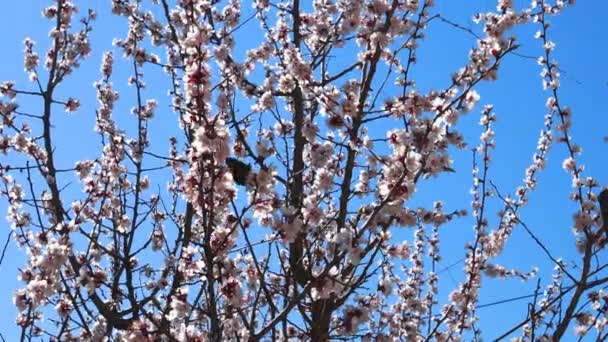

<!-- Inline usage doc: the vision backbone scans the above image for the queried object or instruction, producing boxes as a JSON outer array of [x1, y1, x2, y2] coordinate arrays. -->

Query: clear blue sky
[[0, 0, 606, 340]]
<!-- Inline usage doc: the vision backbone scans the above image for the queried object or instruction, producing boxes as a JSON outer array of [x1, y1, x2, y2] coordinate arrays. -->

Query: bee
[[225, 158, 252, 186]]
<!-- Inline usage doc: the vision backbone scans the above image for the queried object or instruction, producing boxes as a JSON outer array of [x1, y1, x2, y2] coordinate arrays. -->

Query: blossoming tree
[[1, 0, 606, 340]]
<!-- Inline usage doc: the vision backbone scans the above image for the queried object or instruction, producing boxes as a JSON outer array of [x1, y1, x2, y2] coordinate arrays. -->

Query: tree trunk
[[310, 300, 332, 341]]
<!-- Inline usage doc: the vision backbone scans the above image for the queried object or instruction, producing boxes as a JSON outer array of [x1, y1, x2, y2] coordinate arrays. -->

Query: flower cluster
[[0, 0, 602, 340]]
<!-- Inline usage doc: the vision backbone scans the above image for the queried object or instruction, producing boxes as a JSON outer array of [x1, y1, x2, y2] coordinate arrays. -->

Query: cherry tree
[[1, 0, 606, 340]]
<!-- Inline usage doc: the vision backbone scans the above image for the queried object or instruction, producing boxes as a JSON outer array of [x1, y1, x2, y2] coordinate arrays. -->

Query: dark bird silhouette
[[599, 188, 608, 237], [226, 158, 251, 186]]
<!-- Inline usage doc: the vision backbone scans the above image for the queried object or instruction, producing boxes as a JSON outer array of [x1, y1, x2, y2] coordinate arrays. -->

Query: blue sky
[[0, 0, 606, 340]]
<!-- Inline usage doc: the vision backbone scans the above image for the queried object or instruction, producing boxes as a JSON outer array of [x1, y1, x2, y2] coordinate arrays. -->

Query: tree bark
[[310, 300, 332, 341]]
